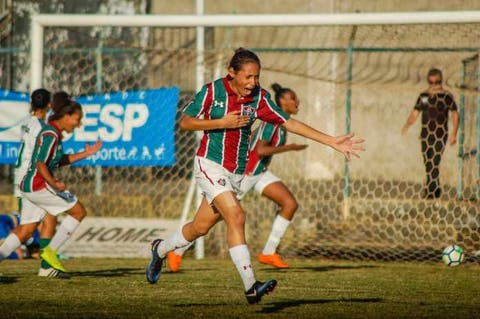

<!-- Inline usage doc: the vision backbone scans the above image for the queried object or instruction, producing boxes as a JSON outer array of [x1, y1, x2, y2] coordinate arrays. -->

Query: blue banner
[[0, 88, 179, 166]]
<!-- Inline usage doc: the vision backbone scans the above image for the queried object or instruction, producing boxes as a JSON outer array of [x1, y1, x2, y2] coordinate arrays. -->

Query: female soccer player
[[146, 48, 364, 304], [13, 89, 60, 275], [166, 83, 307, 271], [0, 99, 102, 274]]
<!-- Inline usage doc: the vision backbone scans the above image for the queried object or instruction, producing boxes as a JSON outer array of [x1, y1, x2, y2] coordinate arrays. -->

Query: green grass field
[[0, 258, 479, 319]]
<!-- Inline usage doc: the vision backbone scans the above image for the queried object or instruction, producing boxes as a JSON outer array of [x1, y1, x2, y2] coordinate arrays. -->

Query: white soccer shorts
[[238, 170, 282, 200], [20, 186, 78, 224], [194, 156, 244, 204]]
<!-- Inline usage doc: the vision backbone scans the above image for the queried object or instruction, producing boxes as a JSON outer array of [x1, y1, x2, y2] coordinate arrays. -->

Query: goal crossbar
[[30, 11, 480, 89]]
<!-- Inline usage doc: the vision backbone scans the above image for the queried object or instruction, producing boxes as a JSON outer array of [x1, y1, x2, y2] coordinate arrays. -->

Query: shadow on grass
[[69, 267, 143, 277], [0, 276, 18, 284], [263, 264, 378, 273], [259, 297, 383, 313]]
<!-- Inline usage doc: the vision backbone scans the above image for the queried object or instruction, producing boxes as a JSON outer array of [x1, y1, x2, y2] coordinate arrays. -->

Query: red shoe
[[167, 251, 183, 272], [258, 253, 289, 269]]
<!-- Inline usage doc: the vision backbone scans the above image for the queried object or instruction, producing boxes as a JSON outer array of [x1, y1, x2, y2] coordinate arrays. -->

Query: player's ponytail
[[30, 88, 51, 112], [52, 91, 72, 110], [228, 47, 261, 72], [49, 100, 82, 122], [271, 83, 293, 107]]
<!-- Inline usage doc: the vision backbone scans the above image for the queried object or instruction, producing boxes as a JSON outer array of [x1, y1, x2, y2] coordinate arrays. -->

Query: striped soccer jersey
[[183, 76, 289, 174], [21, 122, 64, 193], [14, 116, 46, 190], [245, 121, 287, 176]]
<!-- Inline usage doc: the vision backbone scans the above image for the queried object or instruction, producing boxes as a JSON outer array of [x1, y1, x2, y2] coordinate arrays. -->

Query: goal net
[[17, 13, 480, 261]]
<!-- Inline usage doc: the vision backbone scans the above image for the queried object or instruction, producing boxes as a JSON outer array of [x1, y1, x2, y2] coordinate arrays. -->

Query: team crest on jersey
[[217, 178, 226, 186], [421, 96, 429, 104], [213, 100, 225, 108], [241, 105, 255, 117]]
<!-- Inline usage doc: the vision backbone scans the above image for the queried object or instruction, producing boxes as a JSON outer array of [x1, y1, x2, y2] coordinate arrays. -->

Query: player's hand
[[401, 125, 408, 136], [449, 134, 457, 146], [53, 180, 67, 191], [85, 140, 103, 155], [287, 143, 308, 151], [331, 133, 365, 161], [221, 111, 250, 129]]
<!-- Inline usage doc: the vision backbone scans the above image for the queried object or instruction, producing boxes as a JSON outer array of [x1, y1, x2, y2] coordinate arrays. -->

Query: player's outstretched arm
[[449, 110, 459, 145], [179, 111, 250, 131], [282, 118, 364, 161], [59, 140, 103, 166]]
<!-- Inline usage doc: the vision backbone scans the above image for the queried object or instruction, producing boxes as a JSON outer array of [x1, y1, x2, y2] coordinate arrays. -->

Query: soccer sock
[[262, 215, 291, 255], [229, 244, 256, 291], [173, 241, 194, 256], [0, 233, 21, 260], [48, 215, 80, 251], [156, 227, 191, 258], [39, 238, 51, 269]]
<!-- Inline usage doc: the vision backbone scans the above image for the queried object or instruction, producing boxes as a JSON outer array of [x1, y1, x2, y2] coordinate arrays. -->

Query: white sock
[[0, 233, 21, 260], [49, 215, 80, 251], [262, 215, 291, 255], [173, 240, 194, 256], [157, 227, 191, 258], [229, 244, 256, 291]]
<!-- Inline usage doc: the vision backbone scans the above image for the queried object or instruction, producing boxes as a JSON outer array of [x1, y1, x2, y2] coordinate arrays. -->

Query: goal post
[[27, 11, 480, 261]]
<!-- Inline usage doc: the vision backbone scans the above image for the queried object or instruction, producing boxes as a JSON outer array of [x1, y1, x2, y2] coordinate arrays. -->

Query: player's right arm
[[34, 132, 66, 191], [179, 111, 250, 131], [179, 83, 249, 131], [402, 94, 423, 135]]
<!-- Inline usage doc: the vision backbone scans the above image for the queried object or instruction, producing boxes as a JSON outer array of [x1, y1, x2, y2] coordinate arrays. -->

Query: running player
[[166, 83, 307, 271], [12, 89, 60, 274], [146, 48, 364, 304], [0, 99, 102, 275]]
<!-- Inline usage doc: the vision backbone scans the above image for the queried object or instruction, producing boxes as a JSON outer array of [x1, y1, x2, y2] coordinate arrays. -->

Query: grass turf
[[0, 257, 478, 318]]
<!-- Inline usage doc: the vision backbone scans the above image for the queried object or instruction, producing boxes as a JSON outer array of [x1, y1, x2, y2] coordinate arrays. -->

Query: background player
[[0, 100, 102, 275], [146, 48, 364, 304], [401, 68, 459, 199]]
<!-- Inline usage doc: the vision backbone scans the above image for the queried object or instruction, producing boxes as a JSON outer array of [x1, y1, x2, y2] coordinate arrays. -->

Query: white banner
[[60, 217, 180, 258]]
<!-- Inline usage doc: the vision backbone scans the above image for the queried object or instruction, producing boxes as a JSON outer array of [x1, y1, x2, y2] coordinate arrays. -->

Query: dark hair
[[228, 47, 261, 72], [271, 83, 294, 106], [49, 100, 82, 122], [52, 91, 72, 109], [30, 89, 51, 111], [427, 68, 443, 80]]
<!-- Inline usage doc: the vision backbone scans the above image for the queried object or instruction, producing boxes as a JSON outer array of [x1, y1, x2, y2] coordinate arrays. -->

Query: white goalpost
[[29, 10, 480, 261]]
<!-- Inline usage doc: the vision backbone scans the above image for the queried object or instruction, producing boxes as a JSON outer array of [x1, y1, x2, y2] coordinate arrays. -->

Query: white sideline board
[[60, 217, 179, 258]]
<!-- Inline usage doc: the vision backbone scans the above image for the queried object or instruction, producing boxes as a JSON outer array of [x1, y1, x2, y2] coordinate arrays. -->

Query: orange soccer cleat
[[167, 251, 183, 272], [258, 253, 289, 269]]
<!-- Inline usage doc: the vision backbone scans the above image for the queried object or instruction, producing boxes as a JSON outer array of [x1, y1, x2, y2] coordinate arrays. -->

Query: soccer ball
[[441, 245, 464, 267]]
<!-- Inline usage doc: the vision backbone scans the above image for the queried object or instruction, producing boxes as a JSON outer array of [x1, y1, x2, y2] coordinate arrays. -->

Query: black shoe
[[146, 239, 164, 284], [245, 279, 277, 304]]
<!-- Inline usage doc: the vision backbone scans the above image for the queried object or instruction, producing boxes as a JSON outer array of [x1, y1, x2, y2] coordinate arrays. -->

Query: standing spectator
[[402, 68, 459, 198]]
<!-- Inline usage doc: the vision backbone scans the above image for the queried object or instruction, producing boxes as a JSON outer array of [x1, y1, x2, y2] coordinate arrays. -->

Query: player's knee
[[226, 209, 246, 228], [69, 202, 87, 221], [13, 223, 37, 243], [282, 197, 298, 213]]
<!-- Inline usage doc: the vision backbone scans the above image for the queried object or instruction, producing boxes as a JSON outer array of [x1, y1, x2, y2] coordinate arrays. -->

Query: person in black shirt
[[402, 68, 459, 199]]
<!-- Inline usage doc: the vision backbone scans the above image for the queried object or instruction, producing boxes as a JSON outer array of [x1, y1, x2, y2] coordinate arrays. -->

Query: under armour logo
[[243, 264, 252, 270], [421, 96, 428, 104], [213, 100, 225, 108]]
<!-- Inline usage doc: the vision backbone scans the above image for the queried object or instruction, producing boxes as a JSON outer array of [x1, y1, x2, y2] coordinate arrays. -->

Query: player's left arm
[[59, 140, 103, 166], [447, 92, 459, 146], [449, 110, 459, 145], [282, 118, 364, 161]]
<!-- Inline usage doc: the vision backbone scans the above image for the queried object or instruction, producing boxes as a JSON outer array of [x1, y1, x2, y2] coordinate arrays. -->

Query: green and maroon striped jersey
[[245, 121, 287, 176], [183, 76, 289, 174], [21, 122, 64, 192]]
